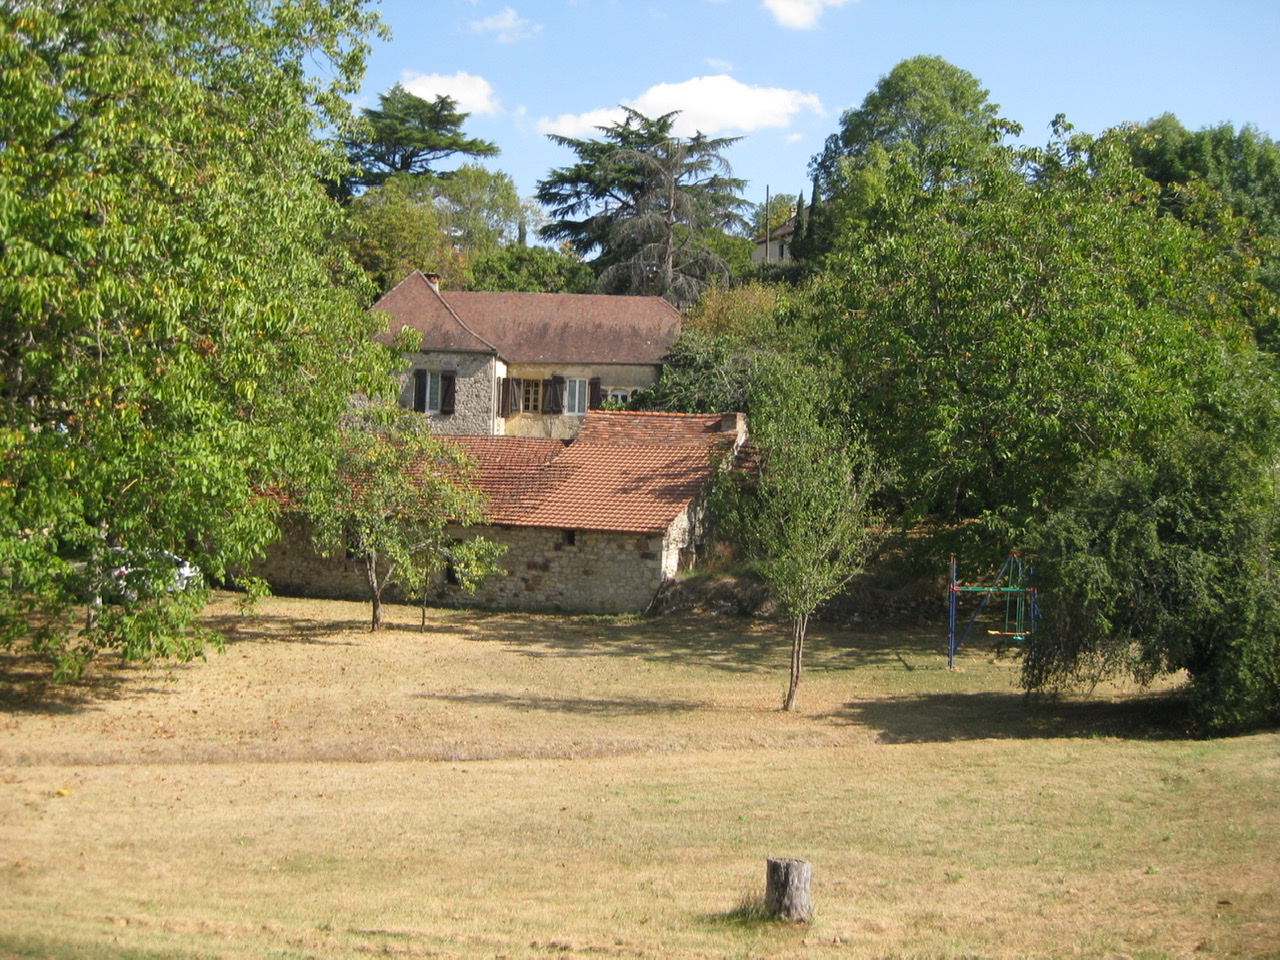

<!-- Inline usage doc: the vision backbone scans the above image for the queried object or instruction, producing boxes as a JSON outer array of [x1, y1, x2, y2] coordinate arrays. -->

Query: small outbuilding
[[254, 410, 747, 614]]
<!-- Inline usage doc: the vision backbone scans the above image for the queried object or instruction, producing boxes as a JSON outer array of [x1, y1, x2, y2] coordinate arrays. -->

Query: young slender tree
[[305, 406, 503, 631], [715, 365, 885, 711]]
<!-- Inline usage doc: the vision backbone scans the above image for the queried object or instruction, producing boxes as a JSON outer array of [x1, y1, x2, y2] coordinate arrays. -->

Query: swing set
[[946, 551, 1039, 669]]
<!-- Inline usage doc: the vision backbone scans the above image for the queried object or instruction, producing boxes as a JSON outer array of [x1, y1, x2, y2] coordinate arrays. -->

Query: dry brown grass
[[0, 592, 1277, 959]]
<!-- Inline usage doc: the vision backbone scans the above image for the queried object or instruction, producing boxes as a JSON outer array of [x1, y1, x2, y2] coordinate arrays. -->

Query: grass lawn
[[0, 592, 1276, 959]]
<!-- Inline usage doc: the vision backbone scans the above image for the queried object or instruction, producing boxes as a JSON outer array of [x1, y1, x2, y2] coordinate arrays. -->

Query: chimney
[[719, 412, 747, 450], [424, 272, 441, 292]]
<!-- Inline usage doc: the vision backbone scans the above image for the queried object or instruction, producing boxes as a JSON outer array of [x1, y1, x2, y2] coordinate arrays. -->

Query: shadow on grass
[[829, 689, 1192, 742], [202, 612, 368, 645], [0, 651, 124, 715], [438, 610, 931, 676], [416, 689, 716, 716]]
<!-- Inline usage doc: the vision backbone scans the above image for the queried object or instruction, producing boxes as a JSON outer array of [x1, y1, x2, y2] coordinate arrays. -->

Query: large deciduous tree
[[813, 55, 1007, 192], [800, 124, 1270, 548], [715, 365, 885, 712], [344, 83, 499, 192], [807, 56, 1015, 260], [536, 108, 749, 306], [0, 0, 393, 675], [1121, 114, 1280, 342]]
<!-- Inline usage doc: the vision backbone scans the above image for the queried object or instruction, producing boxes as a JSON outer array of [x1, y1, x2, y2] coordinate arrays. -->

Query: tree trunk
[[364, 549, 383, 632], [782, 613, 807, 711], [765, 857, 812, 922]]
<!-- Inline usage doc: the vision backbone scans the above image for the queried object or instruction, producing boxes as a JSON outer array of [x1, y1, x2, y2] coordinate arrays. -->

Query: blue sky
[[357, 0, 1280, 212]]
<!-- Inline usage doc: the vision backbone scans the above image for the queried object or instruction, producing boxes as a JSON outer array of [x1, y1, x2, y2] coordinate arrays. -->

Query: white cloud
[[400, 71, 500, 115], [469, 6, 542, 43], [537, 107, 625, 138], [537, 76, 823, 138], [629, 75, 824, 135], [705, 57, 735, 72], [763, 0, 858, 30]]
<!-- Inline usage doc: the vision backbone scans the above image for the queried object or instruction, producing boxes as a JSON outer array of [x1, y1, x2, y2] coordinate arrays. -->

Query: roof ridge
[[426, 280, 500, 355]]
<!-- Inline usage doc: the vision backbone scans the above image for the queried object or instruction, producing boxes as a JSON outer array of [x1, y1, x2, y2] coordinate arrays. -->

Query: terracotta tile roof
[[446, 411, 743, 534], [574, 410, 741, 444], [371, 271, 681, 364]]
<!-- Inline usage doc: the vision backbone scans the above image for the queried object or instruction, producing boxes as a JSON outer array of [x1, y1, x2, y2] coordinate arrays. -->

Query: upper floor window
[[412, 369, 455, 415], [522, 378, 542, 414], [565, 378, 588, 416]]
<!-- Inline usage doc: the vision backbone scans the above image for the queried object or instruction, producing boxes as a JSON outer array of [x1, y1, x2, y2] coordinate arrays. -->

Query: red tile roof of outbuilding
[[446, 411, 743, 534]]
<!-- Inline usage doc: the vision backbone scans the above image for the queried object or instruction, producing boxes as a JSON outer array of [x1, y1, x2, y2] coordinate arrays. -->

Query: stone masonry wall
[[431, 524, 679, 614], [253, 516, 690, 615], [396, 351, 497, 436]]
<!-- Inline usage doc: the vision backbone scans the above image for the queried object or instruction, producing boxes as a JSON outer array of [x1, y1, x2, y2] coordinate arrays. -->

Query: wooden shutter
[[544, 376, 565, 414], [412, 368, 428, 413], [503, 377, 522, 416], [440, 371, 456, 414], [588, 377, 602, 410]]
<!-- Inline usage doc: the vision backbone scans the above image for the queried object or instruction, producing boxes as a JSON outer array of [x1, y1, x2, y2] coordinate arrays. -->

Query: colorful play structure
[[947, 551, 1039, 669]]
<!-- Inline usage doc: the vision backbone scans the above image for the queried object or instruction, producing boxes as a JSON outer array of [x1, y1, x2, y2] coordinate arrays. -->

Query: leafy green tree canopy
[[813, 55, 1011, 193], [305, 406, 503, 632], [799, 125, 1271, 549], [714, 364, 885, 711], [1025, 425, 1280, 734], [750, 193, 798, 239], [1121, 114, 1280, 339], [466, 245, 595, 293], [342, 174, 469, 294], [0, 0, 392, 675], [433, 164, 529, 259], [346, 83, 499, 190]]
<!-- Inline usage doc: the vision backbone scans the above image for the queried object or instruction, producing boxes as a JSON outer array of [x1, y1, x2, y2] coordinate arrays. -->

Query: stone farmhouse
[[254, 410, 747, 614], [252, 274, 749, 614], [373, 270, 682, 440]]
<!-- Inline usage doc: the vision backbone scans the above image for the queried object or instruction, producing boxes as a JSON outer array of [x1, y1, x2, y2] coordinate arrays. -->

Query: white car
[[98, 548, 202, 602]]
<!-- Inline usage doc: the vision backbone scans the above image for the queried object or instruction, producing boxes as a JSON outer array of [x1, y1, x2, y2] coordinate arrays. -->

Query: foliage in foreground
[[1025, 430, 1280, 733], [0, 0, 391, 674]]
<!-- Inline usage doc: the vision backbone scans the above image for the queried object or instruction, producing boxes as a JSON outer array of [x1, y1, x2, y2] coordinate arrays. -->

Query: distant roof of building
[[754, 215, 796, 245], [447, 411, 744, 534], [371, 271, 682, 365]]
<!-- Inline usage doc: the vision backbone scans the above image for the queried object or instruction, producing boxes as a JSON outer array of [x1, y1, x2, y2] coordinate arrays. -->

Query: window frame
[[565, 378, 588, 416], [411, 369, 455, 415], [521, 378, 542, 414]]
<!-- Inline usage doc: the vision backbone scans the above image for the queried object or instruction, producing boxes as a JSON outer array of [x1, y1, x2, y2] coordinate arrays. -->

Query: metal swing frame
[[947, 551, 1039, 669]]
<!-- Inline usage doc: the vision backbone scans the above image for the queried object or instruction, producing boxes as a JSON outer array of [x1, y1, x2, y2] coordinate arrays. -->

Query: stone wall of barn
[[431, 517, 692, 614], [252, 514, 694, 615]]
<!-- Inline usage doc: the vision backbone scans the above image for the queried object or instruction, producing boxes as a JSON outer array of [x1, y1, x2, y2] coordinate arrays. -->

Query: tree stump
[[765, 857, 813, 922]]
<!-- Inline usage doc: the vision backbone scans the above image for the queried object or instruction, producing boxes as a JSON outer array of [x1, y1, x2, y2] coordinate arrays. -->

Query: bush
[[1024, 432, 1280, 733]]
